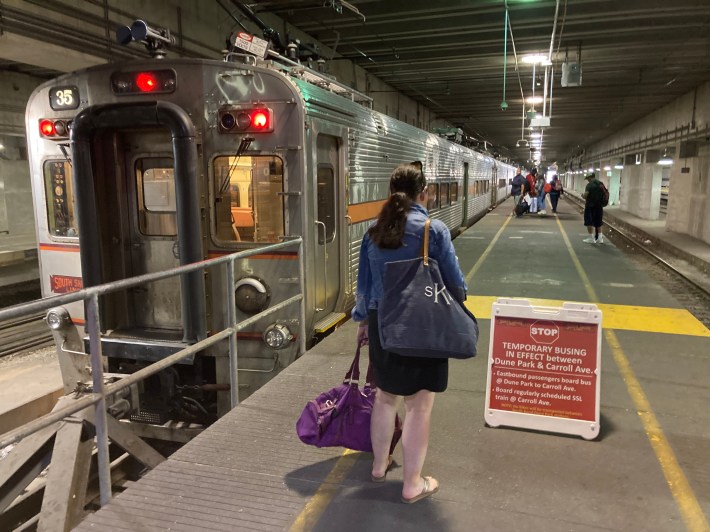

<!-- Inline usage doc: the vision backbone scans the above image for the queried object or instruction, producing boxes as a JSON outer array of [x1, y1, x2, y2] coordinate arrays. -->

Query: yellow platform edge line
[[464, 296, 710, 338], [289, 449, 359, 531]]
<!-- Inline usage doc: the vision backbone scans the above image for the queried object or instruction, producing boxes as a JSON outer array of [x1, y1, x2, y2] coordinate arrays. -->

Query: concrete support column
[[608, 169, 621, 206], [621, 163, 661, 219], [666, 147, 710, 244]]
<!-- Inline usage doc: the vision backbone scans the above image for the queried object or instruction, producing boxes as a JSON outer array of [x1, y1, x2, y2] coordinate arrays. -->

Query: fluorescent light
[[658, 156, 673, 166], [614, 164, 624, 169], [529, 132, 542, 139], [522, 54, 551, 65], [526, 96, 543, 104], [603, 165, 611, 171]]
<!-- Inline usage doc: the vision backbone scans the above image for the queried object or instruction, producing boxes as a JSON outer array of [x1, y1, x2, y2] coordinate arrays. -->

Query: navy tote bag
[[378, 219, 479, 359]]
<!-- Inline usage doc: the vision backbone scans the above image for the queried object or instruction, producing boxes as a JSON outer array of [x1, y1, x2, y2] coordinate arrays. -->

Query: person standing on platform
[[535, 172, 547, 215], [511, 168, 526, 216], [352, 163, 467, 504], [525, 168, 538, 213], [582, 172, 605, 244], [549, 175, 563, 213]]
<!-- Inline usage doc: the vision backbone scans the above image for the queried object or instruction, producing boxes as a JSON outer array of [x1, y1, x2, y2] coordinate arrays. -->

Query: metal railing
[[0, 238, 305, 507]]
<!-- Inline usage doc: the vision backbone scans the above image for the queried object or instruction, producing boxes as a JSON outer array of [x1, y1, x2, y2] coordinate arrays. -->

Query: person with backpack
[[549, 175, 563, 214], [582, 172, 607, 244]]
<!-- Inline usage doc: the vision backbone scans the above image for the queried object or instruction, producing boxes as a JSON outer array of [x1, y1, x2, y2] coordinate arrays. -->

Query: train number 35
[[54, 90, 75, 107]]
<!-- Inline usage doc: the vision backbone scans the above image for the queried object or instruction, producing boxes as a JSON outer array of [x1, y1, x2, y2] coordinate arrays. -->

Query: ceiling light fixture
[[522, 54, 551, 65], [526, 96, 543, 104]]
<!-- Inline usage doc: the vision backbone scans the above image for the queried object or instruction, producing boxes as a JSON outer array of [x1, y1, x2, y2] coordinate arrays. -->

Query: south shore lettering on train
[[489, 317, 599, 421]]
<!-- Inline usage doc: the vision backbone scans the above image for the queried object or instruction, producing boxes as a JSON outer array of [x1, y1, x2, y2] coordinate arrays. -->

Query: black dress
[[367, 310, 448, 396]]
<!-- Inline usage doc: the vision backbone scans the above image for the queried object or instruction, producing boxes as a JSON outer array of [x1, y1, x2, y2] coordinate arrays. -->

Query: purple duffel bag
[[296, 341, 401, 453]]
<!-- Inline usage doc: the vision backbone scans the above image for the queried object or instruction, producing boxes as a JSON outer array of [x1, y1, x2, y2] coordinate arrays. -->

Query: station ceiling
[[2, 1, 709, 167], [252, 0, 710, 166]]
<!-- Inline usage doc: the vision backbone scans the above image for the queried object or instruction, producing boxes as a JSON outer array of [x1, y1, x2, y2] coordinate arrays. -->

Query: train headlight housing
[[46, 307, 72, 331], [234, 277, 270, 314], [263, 323, 293, 349]]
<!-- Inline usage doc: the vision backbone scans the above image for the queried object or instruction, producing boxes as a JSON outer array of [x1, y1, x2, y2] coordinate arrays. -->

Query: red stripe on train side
[[39, 243, 80, 252]]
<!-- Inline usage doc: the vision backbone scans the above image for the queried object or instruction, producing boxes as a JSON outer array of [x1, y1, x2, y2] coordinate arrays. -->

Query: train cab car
[[25, 30, 514, 425]]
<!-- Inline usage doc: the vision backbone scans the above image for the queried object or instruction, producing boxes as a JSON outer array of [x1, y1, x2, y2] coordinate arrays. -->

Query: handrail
[[0, 237, 305, 508], [0, 239, 301, 322]]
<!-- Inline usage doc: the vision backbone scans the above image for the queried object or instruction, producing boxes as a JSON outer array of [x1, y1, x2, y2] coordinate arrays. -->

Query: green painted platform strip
[[465, 296, 710, 338]]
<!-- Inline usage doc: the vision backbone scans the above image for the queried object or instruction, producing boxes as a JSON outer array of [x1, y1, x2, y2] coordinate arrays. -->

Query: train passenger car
[[25, 30, 514, 424]]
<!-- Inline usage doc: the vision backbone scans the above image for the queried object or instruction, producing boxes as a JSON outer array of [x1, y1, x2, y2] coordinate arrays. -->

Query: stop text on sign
[[530, 320, 560, 344]]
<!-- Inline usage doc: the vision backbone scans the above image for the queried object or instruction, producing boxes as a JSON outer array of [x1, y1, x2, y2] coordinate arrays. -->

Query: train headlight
[[46, 307, 72, 331], [263, 324, 292, 349], [234, 277, 270, 314]]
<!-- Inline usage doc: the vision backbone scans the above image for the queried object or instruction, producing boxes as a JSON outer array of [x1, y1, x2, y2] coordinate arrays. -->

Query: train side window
[[427, 183, 439, 211], [136, 158, 177, 236], [451, 182, 459, 203], [440, 183, 450, 206], [212, 155, 284, 243], [316, 165, 335, 244], [43, 160, 78, 237]]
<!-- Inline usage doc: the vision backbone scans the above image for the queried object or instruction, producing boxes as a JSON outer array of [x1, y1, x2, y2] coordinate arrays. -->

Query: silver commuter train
[[25, 47, 514, 423]]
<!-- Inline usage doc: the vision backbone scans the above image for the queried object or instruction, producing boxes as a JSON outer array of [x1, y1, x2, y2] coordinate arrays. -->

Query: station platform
[[75, 195, 710, 531]]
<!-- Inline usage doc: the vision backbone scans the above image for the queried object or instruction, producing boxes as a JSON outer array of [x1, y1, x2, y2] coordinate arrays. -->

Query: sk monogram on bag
[[424, 283, 453, 305]]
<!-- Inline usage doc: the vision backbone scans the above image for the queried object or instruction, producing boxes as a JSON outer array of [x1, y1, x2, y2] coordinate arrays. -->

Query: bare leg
[[401, 390, 439, 499], [371, 388, 401, 478], [587, 226, 593, 235]]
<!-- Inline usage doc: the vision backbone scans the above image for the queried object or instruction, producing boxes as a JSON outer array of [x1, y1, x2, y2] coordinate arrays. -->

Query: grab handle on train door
[[314, 220, 328, 311], [345, 215, 353, 295]]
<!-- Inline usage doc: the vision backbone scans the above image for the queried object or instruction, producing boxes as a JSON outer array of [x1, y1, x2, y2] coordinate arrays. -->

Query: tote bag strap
[[343, 341, 364, 384], [420, 218, 431, 266]]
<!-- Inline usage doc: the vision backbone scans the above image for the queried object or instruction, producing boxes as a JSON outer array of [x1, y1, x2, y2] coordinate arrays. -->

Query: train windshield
[[43, 160, 78, 237], [213, 155, 284, 244]]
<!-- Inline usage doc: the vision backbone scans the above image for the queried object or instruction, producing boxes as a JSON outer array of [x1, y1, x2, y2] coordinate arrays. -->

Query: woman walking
[[352, 163, 468, 503]]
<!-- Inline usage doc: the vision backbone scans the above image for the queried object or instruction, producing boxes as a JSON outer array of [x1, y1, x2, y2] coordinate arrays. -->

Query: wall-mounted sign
[[485, 299, 602, 440]]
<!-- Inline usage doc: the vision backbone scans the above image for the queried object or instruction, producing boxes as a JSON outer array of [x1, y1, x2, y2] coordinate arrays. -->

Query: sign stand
[[484, 298, 602, 440]]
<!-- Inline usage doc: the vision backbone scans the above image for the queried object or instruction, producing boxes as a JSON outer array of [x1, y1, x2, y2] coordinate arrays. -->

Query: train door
[[313, 134, 342, 317], [491, 163, 498, 204], [123, 132, 182, 331], [461, 162, 470, 226]]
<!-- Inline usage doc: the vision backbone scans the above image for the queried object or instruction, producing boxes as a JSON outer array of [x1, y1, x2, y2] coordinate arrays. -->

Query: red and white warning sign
[[484, 299, 602, 440], [233, 32, 269, 59]]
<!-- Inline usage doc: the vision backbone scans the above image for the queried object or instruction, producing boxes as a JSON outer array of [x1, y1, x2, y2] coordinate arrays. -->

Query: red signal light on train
[[251, 111, 269, 129], [218, 108, 274, 133], [135, 72, 158, 92], [40, 119, 56, 137]]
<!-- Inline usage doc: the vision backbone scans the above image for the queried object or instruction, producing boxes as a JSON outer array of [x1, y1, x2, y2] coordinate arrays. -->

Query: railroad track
[[0, 313, 54, 358], [562, 196, 710, 328]]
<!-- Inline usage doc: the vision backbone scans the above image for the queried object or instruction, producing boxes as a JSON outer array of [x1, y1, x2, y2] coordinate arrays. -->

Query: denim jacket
[[352, 203, 467, 322]]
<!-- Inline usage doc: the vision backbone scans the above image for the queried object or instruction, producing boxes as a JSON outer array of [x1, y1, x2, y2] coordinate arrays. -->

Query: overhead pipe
[[542, 0, 561, 118], [501, 0, 509, 111]]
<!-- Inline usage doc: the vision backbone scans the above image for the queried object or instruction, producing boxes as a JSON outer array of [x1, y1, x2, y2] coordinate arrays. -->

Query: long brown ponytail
[[368, 164, 426, 249]]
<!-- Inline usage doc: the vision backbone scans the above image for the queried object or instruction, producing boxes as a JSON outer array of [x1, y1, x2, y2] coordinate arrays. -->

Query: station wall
[[584, 81, 710, 244]]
